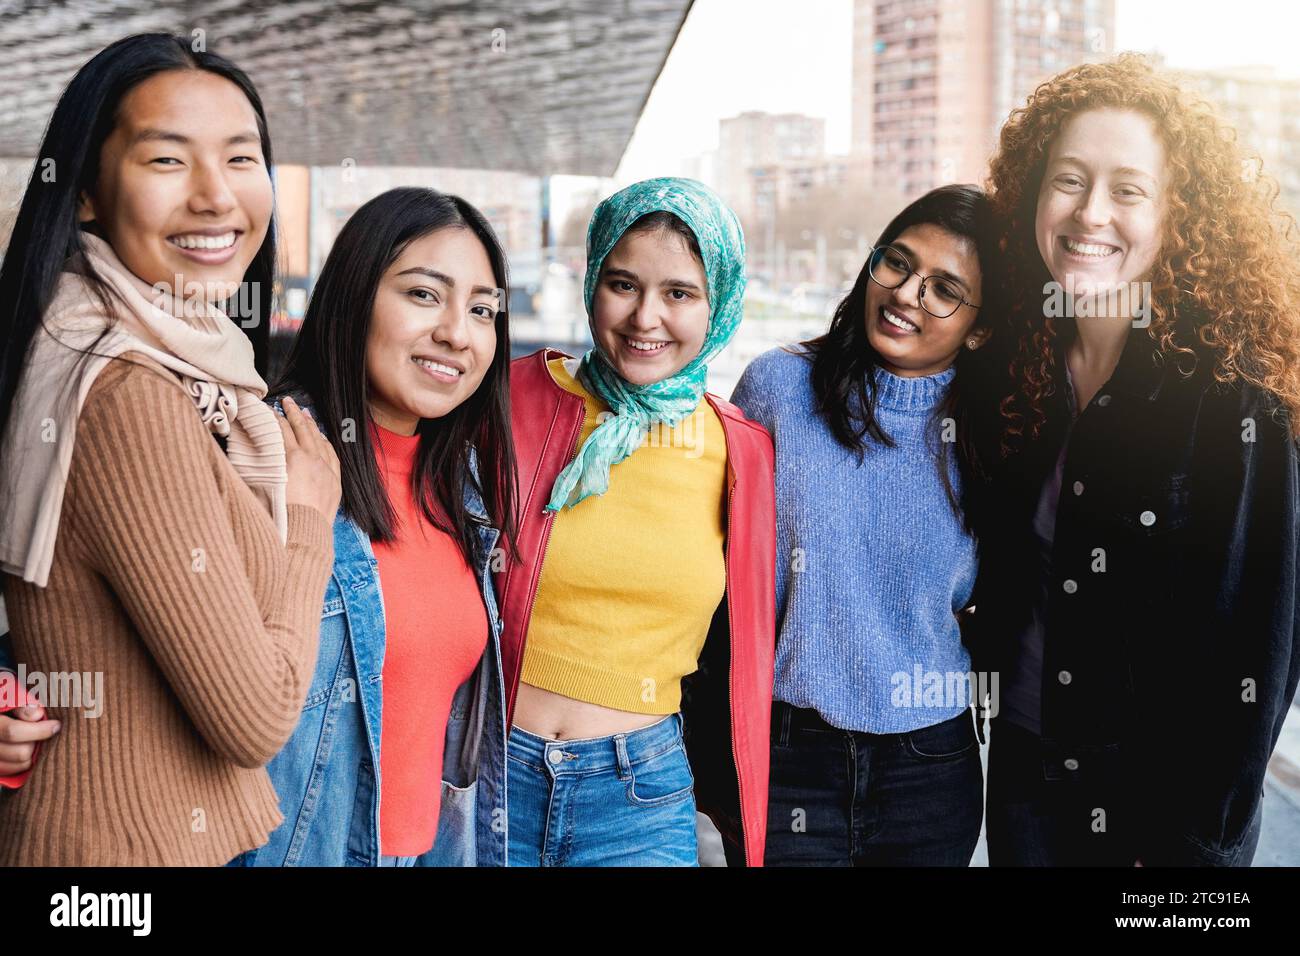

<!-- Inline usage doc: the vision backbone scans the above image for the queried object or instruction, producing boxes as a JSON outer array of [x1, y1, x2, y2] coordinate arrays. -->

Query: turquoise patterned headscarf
[[544, 177, 747, 512]]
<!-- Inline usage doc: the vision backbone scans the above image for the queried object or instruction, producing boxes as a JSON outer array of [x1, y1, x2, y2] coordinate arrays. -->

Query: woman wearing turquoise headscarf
[[495, 177, 777, 866]]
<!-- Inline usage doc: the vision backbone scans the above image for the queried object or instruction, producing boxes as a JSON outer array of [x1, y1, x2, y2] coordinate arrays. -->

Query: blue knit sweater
[[730, 345, 977, 734]]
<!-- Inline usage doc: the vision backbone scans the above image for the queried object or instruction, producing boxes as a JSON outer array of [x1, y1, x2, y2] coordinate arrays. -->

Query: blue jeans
[[764, 702, 984, 866], [506, 712, 699, 867]]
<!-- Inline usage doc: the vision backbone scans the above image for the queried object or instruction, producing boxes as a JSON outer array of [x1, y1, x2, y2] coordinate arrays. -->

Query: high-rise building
[[852, 0, 1115, 198]]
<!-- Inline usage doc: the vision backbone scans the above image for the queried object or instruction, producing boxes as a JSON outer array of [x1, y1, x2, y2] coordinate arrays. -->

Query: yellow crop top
[[519, 357, 728, 715]]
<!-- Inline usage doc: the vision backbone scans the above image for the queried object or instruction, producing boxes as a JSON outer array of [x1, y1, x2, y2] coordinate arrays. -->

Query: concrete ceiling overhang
[[0, 0, 692, 174]]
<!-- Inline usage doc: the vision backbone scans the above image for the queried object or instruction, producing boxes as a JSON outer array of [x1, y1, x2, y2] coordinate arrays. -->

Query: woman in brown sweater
[[0, 35, 339, 865]]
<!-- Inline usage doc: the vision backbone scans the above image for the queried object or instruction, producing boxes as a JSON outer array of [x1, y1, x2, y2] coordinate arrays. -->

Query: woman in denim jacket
[[232, 187, 518, 866]]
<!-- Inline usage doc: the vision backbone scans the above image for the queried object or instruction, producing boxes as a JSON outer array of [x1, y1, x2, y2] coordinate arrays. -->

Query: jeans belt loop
[[614, 733, 632, 780]]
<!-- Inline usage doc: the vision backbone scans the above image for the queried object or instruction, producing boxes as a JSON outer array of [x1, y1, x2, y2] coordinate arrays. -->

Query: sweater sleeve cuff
[[285, 503, 333, 555]]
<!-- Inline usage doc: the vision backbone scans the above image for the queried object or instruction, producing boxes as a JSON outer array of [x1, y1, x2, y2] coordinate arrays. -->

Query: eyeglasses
[[867, 245, 980, 318]]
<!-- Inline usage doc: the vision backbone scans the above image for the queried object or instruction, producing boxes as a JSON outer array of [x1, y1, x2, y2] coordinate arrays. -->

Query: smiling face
[[1035, 107, 1167, 300], [864, 223, 986, 378], [591, 225, 711, 386], [78, 68, 274, 303], [364, 226, 501, 436]]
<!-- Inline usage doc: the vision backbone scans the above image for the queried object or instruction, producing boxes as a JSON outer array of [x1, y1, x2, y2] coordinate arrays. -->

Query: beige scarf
[[0, 232, 287, 587]]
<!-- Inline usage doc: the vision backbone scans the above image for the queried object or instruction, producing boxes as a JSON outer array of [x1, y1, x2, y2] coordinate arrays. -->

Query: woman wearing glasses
[[731, 184, 997, 866]]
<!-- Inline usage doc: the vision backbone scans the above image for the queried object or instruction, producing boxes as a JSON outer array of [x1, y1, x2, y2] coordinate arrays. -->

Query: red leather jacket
[[495, 349, 776, 866]]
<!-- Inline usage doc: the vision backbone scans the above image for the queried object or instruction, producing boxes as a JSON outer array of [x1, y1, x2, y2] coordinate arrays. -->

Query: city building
[[852, 0, 1115, 198], [716, 111, 828, 223], [1178, 64, 1300, 216]]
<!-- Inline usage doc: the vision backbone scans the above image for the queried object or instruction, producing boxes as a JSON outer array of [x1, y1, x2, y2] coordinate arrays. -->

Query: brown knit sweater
[[0, 354, 333, 865]]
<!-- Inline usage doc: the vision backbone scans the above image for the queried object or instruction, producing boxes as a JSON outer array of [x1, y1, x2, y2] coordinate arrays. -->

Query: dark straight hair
[[800, 184, 998, 526], [273, 187, 518, 565], [0, 33, 278, 456]]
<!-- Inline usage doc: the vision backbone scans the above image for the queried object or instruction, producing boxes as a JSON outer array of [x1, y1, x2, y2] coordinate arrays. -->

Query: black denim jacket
[[966, 319, 1300, 866]]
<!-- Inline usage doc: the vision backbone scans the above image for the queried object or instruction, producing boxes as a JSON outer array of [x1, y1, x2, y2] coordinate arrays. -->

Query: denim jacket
[[236, 397, 509, 866]]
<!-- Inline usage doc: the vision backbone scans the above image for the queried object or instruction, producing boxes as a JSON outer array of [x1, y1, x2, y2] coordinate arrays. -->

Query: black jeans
[[985, 717, 1264, 866], [764, 702, 984, 866]]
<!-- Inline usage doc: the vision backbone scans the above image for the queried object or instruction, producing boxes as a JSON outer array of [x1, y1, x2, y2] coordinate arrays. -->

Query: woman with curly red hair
[[968, 53, 1300, 866]]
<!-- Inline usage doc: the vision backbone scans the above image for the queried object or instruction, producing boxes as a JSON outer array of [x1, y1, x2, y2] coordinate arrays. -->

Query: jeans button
[[1058, 670, 1073, 685], [1063, 579, 1078, 594], [1063, 757, 1080, 771], [1140, 510, 1157, 527], [1072, 481, 1084, 496], [547, 749, 563, 765]]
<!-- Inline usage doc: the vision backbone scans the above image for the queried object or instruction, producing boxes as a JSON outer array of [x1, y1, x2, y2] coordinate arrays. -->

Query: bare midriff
[[513, 682, 665, 741]]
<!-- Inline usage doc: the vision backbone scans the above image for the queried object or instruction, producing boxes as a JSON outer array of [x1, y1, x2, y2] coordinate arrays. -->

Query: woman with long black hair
[[731, 184, 997, 866], [0, 33, 338, 865], [231, 186, 519, 867]]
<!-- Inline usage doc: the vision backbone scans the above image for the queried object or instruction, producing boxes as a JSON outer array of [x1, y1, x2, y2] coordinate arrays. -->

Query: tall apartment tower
[[852, 0, 1115, 198]]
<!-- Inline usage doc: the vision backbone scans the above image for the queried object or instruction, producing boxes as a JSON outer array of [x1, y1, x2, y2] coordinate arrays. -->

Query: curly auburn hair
[[986, 52, 1300, 451]]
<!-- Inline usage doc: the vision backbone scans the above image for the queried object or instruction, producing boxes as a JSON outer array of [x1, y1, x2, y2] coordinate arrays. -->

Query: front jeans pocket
[[625, 743, 696, 808], [903, 711, 978, 760]]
